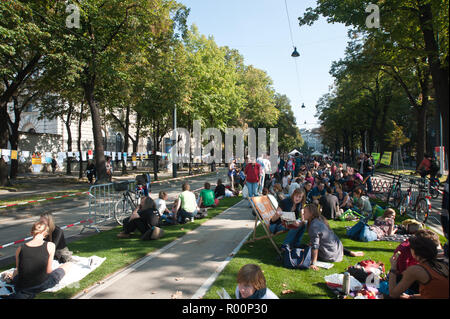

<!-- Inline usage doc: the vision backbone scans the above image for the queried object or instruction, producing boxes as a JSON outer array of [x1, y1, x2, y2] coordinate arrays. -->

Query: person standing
[[358, 153, 373, 194], [51, 156, 57, 174], [244, 157, 261, 201]]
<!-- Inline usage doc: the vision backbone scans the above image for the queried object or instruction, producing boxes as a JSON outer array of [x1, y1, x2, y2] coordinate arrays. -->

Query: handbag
[[282, 245, 312, 270]]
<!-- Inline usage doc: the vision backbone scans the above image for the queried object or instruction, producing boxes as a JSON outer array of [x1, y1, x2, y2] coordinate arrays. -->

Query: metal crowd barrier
[[81, 180, 136, 233]]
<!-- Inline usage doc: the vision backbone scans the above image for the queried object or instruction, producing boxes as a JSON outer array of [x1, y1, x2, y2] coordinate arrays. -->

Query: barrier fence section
[[81, 180, 136, 233]]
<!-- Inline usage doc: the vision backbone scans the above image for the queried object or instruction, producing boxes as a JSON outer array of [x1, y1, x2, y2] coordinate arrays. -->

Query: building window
[[115, 133, 123, 153]]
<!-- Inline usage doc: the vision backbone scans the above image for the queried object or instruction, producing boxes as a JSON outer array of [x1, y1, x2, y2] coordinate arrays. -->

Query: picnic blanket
[[375, 234, 412, 242], [0, 255, 106, 297]]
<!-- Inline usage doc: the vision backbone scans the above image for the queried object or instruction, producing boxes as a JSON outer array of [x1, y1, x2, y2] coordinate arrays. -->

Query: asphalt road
[[0, 169, 228, 266]]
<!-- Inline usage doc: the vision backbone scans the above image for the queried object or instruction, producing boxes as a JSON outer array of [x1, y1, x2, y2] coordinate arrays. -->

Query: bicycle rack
[[81, 180, 136, 233]]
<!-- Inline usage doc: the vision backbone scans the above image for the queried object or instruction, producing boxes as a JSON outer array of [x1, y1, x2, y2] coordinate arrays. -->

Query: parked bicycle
[[386, 174, 404, 209], [113, 181, 138, 226], [397, 176, 431, 224]]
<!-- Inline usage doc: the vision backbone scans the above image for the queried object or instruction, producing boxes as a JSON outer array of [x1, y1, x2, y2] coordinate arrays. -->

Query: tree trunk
[[64, 104, 73, 176], [418, 3, 449, 163], [415, 104, 427, 170], [377, 87, 393, 155], [77, 103, 84, 179], [9, 97, 21, 180], [132, 113, 141, 171], [122, 105, 130, 175], [84, 82, 107, 182]]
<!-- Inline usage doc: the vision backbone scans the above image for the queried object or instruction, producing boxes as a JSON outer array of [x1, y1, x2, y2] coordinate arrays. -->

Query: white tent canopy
[[288, 149, 302, 156], [311, 151, 323, 156]]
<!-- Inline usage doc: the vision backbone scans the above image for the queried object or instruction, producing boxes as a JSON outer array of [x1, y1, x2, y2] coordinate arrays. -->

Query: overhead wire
[[283, 0, 302, 109]]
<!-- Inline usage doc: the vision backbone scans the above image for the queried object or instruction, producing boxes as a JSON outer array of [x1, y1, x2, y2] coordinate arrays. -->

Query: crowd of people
[[3, 151, 447, 300], [236, 152, 448, 299]]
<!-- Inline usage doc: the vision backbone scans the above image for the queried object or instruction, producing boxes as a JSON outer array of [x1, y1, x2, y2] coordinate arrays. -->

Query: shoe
[[185, 217, 191, 223], [117, 232, 130, 239], [140, 229, 153, 241]]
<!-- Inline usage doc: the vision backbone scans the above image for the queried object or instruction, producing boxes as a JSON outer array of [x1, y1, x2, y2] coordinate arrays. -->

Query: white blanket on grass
[[0, 255, 106, 297]]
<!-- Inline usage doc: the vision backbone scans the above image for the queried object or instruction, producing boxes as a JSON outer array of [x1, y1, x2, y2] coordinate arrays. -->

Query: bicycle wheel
[[114, 198, 133, 226], [398, 195, 409, 216], [430, 187, 439, 199], [393, 187, 403, 209], [415, 198, 429, 224]]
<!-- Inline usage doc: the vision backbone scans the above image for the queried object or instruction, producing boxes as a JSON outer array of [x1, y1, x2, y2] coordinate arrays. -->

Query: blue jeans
[[364, 174, 373, 193], [178, 209, 196, 223], [269, 222, 287, 234], [282, 224, 307, 247], [347, 219, 378, 242], [246, 182, 258, 198]]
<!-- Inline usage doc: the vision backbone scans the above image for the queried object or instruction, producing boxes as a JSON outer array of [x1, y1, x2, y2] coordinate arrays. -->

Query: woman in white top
[[234, 264, 279, 299]]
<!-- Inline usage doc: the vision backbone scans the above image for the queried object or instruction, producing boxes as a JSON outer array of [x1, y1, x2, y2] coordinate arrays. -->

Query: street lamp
[[291, 47, 300, 57], [172, 105, 177, 178]]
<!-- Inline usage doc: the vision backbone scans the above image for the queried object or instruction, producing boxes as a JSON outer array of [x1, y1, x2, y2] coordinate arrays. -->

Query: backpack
[[430, 159, 440, 173], [282, 245, 312, 270]]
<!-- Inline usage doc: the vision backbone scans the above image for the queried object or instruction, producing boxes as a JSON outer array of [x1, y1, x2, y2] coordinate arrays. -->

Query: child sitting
[[160, 197, 177, 225], [235, 264, 279, 299]]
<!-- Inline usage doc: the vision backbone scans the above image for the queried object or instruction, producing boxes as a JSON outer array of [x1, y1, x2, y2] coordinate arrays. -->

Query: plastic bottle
[[343, 272, 351, 295]]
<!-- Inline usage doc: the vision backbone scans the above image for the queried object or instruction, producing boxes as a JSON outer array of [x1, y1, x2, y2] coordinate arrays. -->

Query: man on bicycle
[[417, 153, 434, 178]]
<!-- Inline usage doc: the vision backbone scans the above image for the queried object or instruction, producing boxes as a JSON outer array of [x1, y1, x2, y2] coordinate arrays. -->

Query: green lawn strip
[[1, 196, 241, 299], [0, 189, 89, 207], [204, 200, 447, 300]]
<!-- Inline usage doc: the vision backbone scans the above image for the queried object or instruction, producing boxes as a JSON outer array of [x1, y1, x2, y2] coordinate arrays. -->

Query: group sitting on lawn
[[251, 154, 449, 299]]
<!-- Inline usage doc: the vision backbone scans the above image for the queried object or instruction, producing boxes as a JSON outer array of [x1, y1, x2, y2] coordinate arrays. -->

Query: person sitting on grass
[[307, 180, 326, 204], [156, 191, 176, 225], [272, 183, 286, 205], [270, 189, 305, 236], [117, 196, 163, 240], [346, 208, 397, 242], [352, 188, 372, 216], [280, 204, 364, 271], [387, 229, 444, 296], [334, 182, 351, 211], [3, 221, 72, 299], [235, 264, 279, 299], [39, 213, 73, 263], [319, 186, 340, 220], [388, 229, 449, 299], [197, 182, 219, 218], [174, 182, 199, 224], [214, 179, 226, 200]]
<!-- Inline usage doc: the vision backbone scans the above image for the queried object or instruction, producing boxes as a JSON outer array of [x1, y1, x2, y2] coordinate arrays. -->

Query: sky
[[178, 0, 351, 131]]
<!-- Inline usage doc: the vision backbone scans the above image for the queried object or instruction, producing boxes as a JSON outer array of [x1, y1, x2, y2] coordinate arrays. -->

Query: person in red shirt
[[417, 154, 432, 178], [244, 157, 261, 199]]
